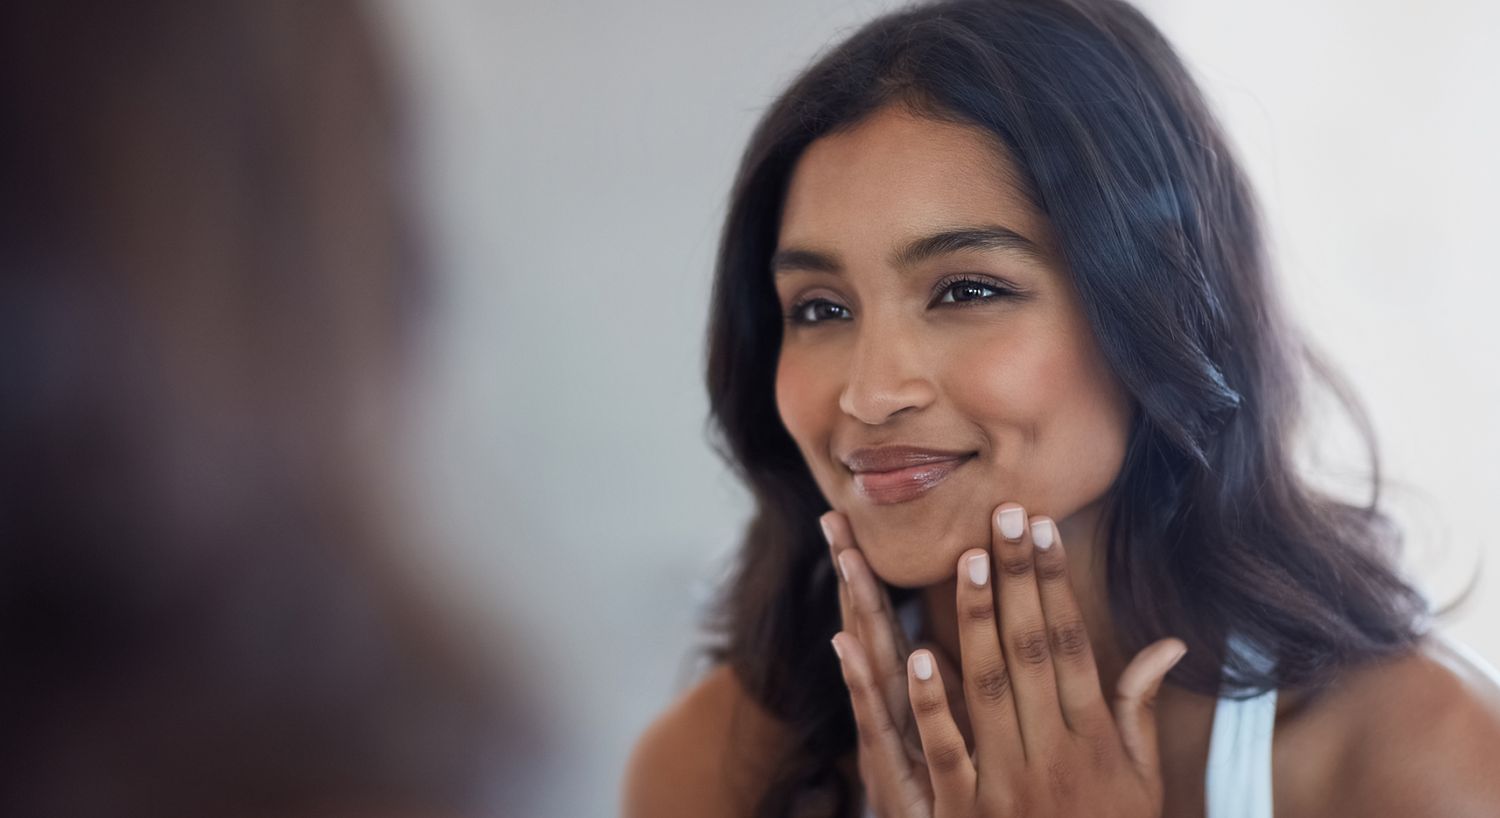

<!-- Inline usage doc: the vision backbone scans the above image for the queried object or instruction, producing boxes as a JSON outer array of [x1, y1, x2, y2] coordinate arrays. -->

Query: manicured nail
[[1167, 644, 1188, 670], [997, 506, 1025, 540], [967, 553, 989, 586], [1031, 518, 1055, 550], [819, 515, 834, 546], [836, 551, 852, 583], [912, 651, 933, 681], [831, 636, 845, 661]]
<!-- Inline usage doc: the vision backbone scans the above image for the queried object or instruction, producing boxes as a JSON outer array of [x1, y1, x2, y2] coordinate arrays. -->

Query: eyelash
[[782, 275, 1019, 326]]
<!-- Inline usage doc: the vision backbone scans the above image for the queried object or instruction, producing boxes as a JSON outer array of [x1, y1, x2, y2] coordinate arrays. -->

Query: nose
[[837, 320, 937, 425]]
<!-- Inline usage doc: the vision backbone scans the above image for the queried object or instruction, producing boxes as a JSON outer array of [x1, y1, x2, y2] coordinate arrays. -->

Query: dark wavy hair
[[700, 0, 1435, 815]]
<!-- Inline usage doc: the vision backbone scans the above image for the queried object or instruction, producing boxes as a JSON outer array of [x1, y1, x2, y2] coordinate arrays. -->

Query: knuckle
[[963, 598, 996, 624], [850, 690, 892, 727], [856, 709, 896, 748], [1000, 555, 1034, 579], [1049, 619, 1091, 660], [1036, 555, 1068, 582], [867, 708, 898, 738], [882, 665, 909, 689], [1012, 628, 1051, 665], [913, 692, 949, 719], [1080, 731, 1116, 770], [926, 741, 968, 774], [846, 675, 875, 703], [1117, 690, 1158, 715], [971, 662, 1013, 703], [1044, 757, 1076, 799]]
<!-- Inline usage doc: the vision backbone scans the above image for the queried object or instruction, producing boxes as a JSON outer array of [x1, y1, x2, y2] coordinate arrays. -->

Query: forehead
[[778, 105, 1051, 252]]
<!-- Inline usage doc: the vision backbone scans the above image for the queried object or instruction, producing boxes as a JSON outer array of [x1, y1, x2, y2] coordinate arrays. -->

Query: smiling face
[[772, 104, 1135, 588]]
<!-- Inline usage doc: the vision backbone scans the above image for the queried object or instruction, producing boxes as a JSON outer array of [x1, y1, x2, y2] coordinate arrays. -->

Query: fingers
[[832, 631, 928, 807], [953, 545, 1024, 771], [823, 511, 922, 762], [1113, 638, 1188, 786], [821, 513, 856, 639], [907, 648, 977, 811], [915, 640, 973, 749], [991, 502, 1064, 759], [825, 512, 913, 656], [1029, 516, 1114, 737], [840, 549, 914, 731]]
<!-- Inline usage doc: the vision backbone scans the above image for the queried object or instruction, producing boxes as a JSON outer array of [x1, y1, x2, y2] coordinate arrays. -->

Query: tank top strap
[[1205, 633, 1278, 818]]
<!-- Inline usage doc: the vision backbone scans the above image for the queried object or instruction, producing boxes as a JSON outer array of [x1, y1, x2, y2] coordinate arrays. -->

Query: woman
[[0, 2, 532, 816], [625, 0, 1500, 816]]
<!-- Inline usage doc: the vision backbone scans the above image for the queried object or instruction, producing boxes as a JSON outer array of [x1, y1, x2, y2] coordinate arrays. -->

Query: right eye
[[784, 298, 851, 325]]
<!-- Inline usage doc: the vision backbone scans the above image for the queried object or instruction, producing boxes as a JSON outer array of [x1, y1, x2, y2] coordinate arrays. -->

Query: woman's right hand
[[820, 511, 972, 785]]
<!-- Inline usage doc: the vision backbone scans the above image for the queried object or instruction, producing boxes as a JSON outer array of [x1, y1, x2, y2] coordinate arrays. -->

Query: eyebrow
[[770, 225, 1047, 277]]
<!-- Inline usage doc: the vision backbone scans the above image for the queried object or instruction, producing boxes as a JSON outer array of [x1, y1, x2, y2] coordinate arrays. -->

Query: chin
[[843, 507, 990, 590]]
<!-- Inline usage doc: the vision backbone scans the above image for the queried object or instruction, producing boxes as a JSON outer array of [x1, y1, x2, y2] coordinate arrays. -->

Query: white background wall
[[376, 1, 1499, 815]]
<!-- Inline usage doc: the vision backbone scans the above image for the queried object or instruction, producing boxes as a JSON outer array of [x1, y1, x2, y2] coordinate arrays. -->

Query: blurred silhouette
[[0, 2, 535, 816]]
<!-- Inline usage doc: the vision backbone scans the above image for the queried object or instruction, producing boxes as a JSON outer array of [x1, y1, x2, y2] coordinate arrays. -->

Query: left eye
[[936, 279, 1006, 305]]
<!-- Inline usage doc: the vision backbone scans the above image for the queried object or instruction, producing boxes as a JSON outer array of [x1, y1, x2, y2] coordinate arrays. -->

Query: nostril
[[838, 385, 931, 426]]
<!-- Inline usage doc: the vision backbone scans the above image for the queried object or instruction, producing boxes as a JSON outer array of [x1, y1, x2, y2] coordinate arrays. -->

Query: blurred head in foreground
[[0, 2, 531, 816]]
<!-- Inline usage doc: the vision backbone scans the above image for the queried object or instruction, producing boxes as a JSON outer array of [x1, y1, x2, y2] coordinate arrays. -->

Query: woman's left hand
[[830, 502, 1188, 818]]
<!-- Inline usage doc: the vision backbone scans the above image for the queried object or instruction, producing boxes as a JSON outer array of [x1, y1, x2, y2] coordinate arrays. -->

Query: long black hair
[[701, 0, 1432, 815]]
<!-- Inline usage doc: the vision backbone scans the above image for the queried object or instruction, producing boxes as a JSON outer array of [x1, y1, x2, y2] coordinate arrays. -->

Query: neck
[[914, 499, 1131, 702]]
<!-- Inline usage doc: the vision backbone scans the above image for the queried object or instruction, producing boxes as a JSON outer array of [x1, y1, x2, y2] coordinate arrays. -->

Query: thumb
[[1112, 638, 1188, 783]]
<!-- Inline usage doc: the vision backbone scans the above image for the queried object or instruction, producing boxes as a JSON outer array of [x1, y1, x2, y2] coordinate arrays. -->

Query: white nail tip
[[1032, 519, 1055, 550], [997, 507, 1025, 539], [912, 652, 933, 681], [819, 517, 834, 546], [967, 553, 989, 586]]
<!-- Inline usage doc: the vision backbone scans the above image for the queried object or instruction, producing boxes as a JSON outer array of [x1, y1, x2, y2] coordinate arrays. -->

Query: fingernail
[[912, 651, 933, 681], [997, 506, 1025, 540], [1168, 645, 1188, 670], [819, 515, 834, 546], [831, 636, 845, 661], [967, 553, 989, 586], [1031, 518, 1055, 550], [836, 551, 852, 583]]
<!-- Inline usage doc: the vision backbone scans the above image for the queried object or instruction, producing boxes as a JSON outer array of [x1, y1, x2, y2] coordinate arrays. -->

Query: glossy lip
[[842, 446, 977, 505], [842, 446, 977, 473]]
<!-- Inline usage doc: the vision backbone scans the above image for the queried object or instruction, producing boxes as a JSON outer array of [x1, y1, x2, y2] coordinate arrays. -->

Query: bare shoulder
[[622, 663, 793, 818], [1296, 631, 1500, 818]]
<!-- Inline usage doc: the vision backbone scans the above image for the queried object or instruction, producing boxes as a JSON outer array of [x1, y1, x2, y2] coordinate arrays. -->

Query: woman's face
[[772, 104, 1134, 588]]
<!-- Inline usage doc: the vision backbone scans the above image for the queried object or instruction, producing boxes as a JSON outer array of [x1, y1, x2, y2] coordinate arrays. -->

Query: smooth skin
[[623, 105, 1500, 817]]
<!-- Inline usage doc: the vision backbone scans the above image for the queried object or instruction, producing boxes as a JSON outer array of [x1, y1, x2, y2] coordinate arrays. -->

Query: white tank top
[[858, 608, 1277, 818], [1205, 684, 1277, 817], [1206, 636, 1278, 818]]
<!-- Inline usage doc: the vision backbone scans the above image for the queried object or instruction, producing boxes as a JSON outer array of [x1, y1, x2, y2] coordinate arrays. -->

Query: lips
[[842, 446, 976, 505]]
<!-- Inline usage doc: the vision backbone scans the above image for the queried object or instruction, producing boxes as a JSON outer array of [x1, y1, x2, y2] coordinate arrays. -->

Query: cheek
[[947, 323, 1131, 514], [774, 347, 836, 464], [1043, 375, 1131, 511], [950, 330, 1046, 423]]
